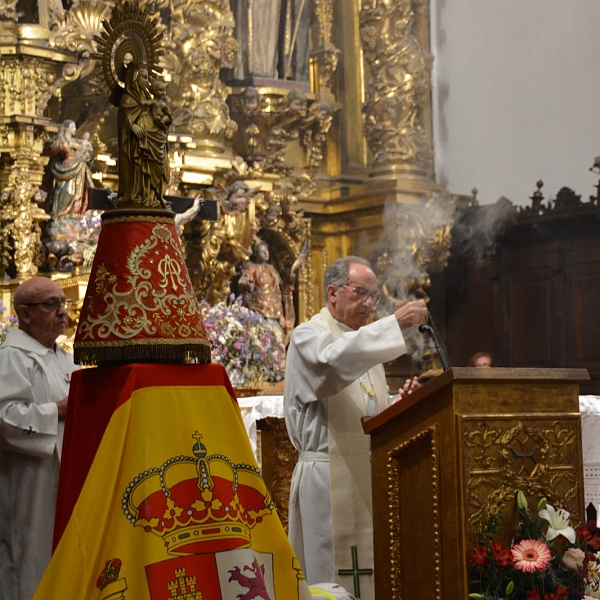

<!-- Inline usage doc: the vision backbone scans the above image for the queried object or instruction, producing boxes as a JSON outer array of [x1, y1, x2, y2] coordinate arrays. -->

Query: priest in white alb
[[283, 256, 426, 599], [0, 277, 78, 600]]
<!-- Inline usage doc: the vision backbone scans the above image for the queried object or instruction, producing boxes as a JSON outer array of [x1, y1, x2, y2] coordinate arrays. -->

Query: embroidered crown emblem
[[122, 432, 273, 556]]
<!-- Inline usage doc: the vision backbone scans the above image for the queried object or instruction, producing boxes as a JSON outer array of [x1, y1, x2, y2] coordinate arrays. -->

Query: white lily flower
[[538, 504, 576, 543]]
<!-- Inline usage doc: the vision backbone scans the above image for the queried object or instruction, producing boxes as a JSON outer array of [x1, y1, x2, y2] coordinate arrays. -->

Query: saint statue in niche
[[47, 120, 95, 220], [238, 240, 295, 344], [230, 0, 309, 81]]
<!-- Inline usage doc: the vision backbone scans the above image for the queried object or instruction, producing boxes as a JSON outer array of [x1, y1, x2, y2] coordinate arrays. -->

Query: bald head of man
[[13, 277, 69, 349]]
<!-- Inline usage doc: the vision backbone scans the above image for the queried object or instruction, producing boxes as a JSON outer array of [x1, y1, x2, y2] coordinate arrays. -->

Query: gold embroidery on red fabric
[[78, 224, 207, 342]]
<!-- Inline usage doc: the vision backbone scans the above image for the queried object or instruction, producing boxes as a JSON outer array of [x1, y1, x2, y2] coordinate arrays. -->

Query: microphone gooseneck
[[418, 323, 450, 371]]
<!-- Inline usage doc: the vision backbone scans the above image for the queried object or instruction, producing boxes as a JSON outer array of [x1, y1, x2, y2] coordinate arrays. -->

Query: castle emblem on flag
[[167, 567, 202, 599], [122, 432, 274, 556]]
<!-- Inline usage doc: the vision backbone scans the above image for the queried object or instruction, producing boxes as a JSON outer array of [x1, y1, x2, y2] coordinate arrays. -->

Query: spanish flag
[[34, 363, 311, 600]]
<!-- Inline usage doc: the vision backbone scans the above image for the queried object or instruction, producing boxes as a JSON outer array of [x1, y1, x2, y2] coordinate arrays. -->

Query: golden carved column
[[161, 0, 239, 186], [0, 16, 77, 279], [0, 167, 49, 281], [349, 0, 451, 378], [359, 0, 434, 180], [310, 0, 340, 102]]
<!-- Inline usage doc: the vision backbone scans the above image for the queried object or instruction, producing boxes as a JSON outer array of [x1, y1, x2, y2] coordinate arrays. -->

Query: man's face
[[327, 263, 378, 330], [18, 280, 68, 349]]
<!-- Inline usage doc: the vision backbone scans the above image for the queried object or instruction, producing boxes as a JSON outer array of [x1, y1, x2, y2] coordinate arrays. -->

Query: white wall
[[431, 0, 600, 205]]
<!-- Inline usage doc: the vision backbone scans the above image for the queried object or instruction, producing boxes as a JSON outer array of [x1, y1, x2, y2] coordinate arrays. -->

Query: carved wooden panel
[[461, 413, 583, 546], [445, 257, 496, 367], [388, 426, 441, 600], [566, 264, 600, 380], [505, 277, 554, 366], [257, 417, 298, 533]]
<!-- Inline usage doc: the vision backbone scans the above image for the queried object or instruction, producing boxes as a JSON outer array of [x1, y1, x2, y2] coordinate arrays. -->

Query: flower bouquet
[[199, 296, 286, 388], [44, 210, 102, 270], [469, 490, 600, 600], [0, 300, 18, 343]]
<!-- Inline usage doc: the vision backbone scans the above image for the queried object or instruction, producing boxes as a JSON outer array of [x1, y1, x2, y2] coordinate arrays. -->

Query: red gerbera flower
[[511, 539, 552, 573], [469, 546, 487, 568], [491, 540, 513, 567]]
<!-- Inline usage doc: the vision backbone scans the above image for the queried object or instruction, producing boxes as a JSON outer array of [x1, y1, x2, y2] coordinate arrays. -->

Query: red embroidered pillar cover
[[74, 209, 210, 365]]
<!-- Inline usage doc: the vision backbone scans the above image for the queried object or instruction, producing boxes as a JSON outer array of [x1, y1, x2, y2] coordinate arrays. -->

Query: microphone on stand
[[418, 323, 450, 371]]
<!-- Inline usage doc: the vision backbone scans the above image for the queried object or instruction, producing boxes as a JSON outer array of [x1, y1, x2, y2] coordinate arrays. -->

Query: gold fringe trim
[[101, 214, 175, 226], [74, 342, 211, 366], [75, 337, 210, 348]]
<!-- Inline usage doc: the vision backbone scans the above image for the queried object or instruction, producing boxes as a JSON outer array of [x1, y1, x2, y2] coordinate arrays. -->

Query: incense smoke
[[357, 191, 515, 367]]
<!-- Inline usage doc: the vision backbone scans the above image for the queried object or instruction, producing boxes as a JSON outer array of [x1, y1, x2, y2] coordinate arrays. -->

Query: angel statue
[[47, 120, 95, 220], [93, 2, 169, 210]]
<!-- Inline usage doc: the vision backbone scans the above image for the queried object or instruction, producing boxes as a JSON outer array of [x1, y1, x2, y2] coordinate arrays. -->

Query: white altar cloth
[[580, 395, 600, 526], [237, 395, 285, 460]]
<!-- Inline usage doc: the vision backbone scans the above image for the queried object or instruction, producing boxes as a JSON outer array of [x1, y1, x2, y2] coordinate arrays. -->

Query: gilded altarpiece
[[0, 0, 457, 337]]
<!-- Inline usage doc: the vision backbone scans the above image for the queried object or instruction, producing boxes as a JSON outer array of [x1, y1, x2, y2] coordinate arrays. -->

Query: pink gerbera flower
[[511, 539, 552, 573]]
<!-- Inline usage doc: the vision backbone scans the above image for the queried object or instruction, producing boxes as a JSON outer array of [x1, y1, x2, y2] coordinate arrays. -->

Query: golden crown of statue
[[92, 0, 163, 106], [122, 432, 274, 556]]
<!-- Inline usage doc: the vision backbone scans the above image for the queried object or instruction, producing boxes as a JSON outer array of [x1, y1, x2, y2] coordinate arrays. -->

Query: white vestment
[[0, 329, 77, 600], [284, 308, 407, 599]]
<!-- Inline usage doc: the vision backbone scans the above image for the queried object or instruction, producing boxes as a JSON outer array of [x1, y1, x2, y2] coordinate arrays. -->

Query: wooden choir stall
[[362, 367, 589, 600]]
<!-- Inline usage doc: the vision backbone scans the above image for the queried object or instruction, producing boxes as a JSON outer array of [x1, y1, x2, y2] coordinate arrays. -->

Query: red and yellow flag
[[35, 363, 310, 600]]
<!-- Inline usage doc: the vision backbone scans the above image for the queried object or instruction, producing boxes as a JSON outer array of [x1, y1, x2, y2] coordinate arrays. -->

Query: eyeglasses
[[23, 298, 73, 311], [342, 284, 381, 306]]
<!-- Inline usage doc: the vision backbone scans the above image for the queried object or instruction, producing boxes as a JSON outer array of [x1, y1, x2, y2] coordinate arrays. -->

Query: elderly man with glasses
[[0, 277, 78, 600], [284, 256, 426, 597]]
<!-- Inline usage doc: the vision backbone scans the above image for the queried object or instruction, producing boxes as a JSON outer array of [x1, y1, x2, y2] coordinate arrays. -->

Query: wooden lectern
[[362, 368, 589, 600]]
